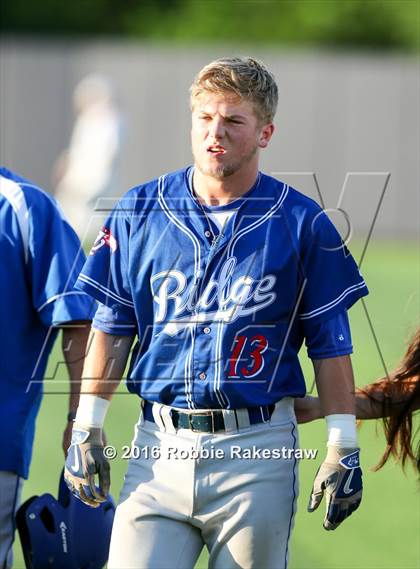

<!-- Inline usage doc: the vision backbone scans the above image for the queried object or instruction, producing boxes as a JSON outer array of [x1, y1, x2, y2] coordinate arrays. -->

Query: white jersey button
[[204, 230, 212, 238], [198, 372, 207, 380], [203, 327, 211, 334]]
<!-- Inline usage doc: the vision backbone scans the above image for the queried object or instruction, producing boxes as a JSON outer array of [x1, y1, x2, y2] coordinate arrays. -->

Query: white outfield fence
[[0, 39, 418, 237]]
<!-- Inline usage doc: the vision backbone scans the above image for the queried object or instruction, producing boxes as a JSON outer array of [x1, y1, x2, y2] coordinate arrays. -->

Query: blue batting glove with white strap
[[64, 425, 110, 508], [308, 447, 362, 530]]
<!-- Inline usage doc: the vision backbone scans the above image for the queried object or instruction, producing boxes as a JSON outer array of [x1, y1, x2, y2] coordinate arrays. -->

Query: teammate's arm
[[61, 321, 91, 455], [295, 391, 383, 423], [297, 391, 394, 422], [293, 354, 356, 423], [295, 379, 420, 423], [64, 329, 135, 507], [308, 355, 362, 530], [293, 396, 322, 423]]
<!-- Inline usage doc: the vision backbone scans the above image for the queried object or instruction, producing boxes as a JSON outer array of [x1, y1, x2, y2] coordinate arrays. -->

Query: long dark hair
[[362, 329, 420, 471]]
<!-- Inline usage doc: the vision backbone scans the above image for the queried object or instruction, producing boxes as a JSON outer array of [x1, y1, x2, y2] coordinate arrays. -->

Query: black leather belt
[[143, 401, 275, 433]]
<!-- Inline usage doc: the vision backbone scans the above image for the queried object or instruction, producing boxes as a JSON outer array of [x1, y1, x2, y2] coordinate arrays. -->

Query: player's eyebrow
[[225, 113, 246, 121], [197, 110, 247, 121]]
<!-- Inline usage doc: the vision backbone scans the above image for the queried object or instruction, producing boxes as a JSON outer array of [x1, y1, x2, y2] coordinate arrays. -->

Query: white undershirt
[[206, 209, 237, 231]]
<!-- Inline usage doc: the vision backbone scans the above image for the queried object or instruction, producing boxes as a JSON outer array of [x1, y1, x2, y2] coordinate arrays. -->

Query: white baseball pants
[[0, 471, 23, 569], [108, 399, 299, 569]]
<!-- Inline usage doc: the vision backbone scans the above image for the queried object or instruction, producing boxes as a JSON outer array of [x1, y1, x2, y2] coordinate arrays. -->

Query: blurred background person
[[53, 74, 124, 239]]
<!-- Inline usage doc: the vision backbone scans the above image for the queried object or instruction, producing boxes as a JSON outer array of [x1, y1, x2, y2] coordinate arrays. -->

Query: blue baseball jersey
[[0, 167, 95, 478], [76, 167, 368, 410]]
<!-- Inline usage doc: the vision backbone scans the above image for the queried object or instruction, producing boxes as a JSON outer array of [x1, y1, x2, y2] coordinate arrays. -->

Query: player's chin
[[198, 161, 237, 179]]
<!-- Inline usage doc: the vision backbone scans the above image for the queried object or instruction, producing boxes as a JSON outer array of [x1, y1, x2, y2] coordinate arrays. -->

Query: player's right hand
[[64, 424, 110, 508]]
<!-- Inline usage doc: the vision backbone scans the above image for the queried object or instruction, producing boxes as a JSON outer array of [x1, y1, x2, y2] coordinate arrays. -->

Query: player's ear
[[258, 123, 275, 149]]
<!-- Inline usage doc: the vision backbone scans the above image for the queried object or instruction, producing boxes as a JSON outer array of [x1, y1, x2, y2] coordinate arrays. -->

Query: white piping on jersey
[[227, 183, 289, 258], [78, 273, 135, 308], [212, 184, 289, 404], [299, 281, 367, 320], [212, 254, 262, 404], [0, 175, 30, 263], [184, 327, 197, 409], [158, 175, 200, 410], [267, 279, 306, 393], [37, 291, 91, 313], [157, 176, 202, 271], [214, 320, 229, 407]]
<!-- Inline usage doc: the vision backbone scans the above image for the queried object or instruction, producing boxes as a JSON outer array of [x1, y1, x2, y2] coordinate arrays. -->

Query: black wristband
[[67, 411, 77, 422]]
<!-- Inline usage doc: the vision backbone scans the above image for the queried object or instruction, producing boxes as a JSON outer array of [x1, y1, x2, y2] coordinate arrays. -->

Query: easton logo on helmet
[[59, 521, 68, 553]]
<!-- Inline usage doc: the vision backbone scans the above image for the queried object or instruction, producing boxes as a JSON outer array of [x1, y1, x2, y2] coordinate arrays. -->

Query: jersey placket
[[189, 220, 232, 408]]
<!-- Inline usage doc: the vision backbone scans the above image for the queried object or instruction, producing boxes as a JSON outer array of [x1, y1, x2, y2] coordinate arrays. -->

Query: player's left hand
[[308, 447, 362, 530]]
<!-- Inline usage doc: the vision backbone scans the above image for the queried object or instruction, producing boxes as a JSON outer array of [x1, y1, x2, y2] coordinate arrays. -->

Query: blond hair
[[190, 57, 278, 124]]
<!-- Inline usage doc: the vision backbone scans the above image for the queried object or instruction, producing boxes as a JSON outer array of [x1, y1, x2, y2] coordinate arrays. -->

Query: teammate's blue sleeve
[[303, 310, 353, 360], [75, 199, 137, 324], [92, 303, 137, 336], [298, 209, 368, 324], [27, 188, 95, 325]]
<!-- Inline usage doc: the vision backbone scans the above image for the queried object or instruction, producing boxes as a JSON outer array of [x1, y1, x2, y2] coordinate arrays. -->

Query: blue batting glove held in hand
[[308, 447, 362, 530], [64, 424, 110, 508]]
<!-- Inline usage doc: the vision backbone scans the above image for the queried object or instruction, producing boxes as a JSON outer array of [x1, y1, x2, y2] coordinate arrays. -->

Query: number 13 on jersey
[[228, 334, 268, 379]]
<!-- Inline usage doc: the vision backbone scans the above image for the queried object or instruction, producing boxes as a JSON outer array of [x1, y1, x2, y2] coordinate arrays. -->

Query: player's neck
[[192, 166, 259, 207]]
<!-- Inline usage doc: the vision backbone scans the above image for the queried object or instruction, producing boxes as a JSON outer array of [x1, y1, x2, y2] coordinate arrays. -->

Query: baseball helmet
[[16, 470, 115, 569]]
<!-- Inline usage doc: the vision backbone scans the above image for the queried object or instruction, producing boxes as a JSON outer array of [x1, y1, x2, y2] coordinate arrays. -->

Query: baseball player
[[0, 167, 94, 569], [65, 57, 368, 569]]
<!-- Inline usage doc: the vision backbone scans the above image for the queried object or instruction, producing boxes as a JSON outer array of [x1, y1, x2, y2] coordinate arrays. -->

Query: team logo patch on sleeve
[[90, 227, 118, 255]]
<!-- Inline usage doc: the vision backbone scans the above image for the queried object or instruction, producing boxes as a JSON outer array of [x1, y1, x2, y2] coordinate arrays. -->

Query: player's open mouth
[[207, 145, 226, 156]]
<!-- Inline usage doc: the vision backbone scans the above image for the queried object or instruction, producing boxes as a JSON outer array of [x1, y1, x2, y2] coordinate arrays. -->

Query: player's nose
[[208, 116, 225, 139]]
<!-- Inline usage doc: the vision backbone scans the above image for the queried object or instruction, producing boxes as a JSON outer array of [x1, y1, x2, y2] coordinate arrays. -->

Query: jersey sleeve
[[27, 190, 95, 326], [75, 200, 136, 324], [298, 209, 368, 324], [303, 310, 353, 360], [92, 303, 137, 336]]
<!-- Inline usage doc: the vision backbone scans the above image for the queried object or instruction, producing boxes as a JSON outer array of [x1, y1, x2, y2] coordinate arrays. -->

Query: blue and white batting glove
[[64, 424, 110, 508], [308, 447, 362, 530]]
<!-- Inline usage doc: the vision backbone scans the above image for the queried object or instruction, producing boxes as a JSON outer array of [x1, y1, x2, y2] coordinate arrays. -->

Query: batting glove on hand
[[308, 447, 362, 530], [64, 424, 110, 508]]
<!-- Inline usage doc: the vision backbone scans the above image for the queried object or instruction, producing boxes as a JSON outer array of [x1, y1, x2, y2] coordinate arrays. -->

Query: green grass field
[[13, 240, 419, 569]]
